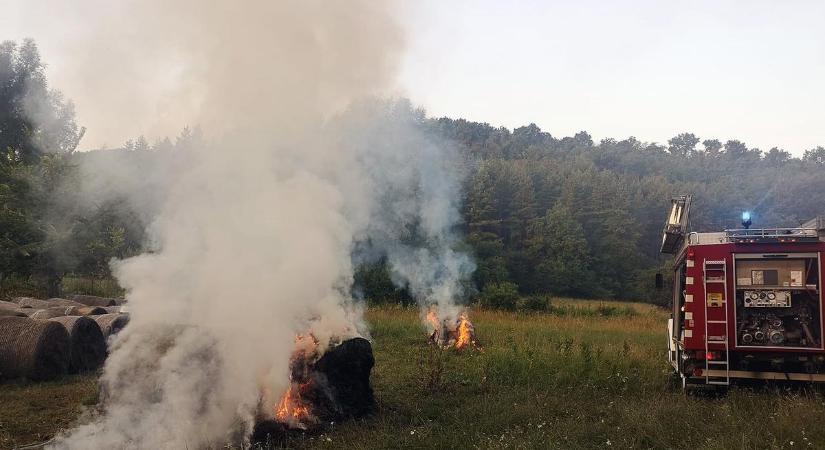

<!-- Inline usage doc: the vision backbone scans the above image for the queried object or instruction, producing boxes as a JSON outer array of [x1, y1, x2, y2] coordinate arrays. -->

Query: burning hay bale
[[426, 309, 482, 351], [0, 316, 70, 381], [93, 313, 130, 340], [253, 337, 375, 446], [0, 301, 27, 317], [49, 316, 107, 373], [68, 294, 121, 307]]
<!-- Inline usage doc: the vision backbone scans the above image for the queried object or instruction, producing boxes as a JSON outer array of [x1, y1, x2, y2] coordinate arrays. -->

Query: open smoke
[[45, 1, 400, 448], [332, 99, 475, 329], [22, 1, 474, 448]]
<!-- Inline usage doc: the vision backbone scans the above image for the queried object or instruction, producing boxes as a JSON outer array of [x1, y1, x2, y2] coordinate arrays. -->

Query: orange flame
[[274, 384, 312, 427], [271, 333, 319, 428], [427, 309, 482, 351], [454, 313, 475, 350]]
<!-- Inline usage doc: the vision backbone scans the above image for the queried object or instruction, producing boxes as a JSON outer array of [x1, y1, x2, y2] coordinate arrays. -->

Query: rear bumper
[[698, 369, 825, 382]]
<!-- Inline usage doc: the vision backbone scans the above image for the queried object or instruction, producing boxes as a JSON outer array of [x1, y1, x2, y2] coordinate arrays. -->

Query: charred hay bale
[[0, 301, 27, 317], [0, 316, 70, 380], [251, 420, 290, 447], [48, 316, 107, 372], [68, 294, 119, 307], [308, 337, 375, 421], [93, 313, 130, 340], [12, 297, 85, 309], [102, 306, 122, 314]]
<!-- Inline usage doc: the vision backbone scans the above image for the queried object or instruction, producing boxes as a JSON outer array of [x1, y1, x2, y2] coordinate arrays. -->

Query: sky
[[3, 0, 824, 154]]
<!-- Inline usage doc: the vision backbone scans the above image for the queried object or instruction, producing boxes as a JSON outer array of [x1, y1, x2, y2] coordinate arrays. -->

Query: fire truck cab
[[662, 196, 825, 390]]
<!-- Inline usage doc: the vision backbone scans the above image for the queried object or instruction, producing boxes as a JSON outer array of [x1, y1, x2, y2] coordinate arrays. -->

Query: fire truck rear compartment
[[734, 254, 822, 351]]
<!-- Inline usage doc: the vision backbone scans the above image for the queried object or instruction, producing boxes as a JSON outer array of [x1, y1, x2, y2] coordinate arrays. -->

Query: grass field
[[4, 300, 825, 449]]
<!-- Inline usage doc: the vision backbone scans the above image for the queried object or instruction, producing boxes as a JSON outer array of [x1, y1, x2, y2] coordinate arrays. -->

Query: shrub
[[479, 281, 519, 310], [517, 295, 551, 312]]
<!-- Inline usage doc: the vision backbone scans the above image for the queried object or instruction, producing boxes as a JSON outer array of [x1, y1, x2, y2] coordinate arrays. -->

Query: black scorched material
[[252, 337, 375, 445], [0, 316, 70, 380], [309, 337, 375, 420]]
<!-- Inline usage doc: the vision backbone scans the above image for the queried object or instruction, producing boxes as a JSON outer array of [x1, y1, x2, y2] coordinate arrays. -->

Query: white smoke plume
[[331, 99, 476, 331], [44, 1, 403, 448], [17, 1, 475, 448]]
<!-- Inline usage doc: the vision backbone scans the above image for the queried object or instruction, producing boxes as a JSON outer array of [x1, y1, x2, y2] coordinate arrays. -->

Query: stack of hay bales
[[49, 316, 107, 372], [0, 316, 70, 381], [11, 297, 108, 319], [25, 306, 107, 320], [0, 296, 130, 380], [13, 296, 84, 309]]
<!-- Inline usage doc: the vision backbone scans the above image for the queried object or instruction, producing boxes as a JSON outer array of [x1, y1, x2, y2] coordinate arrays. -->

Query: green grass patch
[[4, 300, 825, 449], [0, 375, 98, 449]]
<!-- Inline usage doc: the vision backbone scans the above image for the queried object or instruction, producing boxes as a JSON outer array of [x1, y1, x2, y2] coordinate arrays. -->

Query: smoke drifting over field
[[37, 1, 472, 449], [335, 100, 475, 328]]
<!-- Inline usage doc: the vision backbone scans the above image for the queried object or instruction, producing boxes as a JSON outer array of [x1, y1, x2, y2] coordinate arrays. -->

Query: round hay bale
[[0, 300, 22, 309], [68, 294, 119, 307], [0, 305, 27, 317], [0, 316, 70, 380], [48, 316, 106, 372], [0, 301, 27, 317], [13, 297, 84, 309], [27, 305, 108, 319], [66, 305, 107, 316], [93, 313, 130, 340], [28, 307, 74, 320], [103, 306, 122, 314]]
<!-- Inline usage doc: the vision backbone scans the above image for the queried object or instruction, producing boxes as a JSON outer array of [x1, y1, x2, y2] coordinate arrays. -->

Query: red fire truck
[[662, 195, 825, 391]]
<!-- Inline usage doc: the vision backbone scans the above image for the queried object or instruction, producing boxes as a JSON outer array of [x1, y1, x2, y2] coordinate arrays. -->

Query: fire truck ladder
[[703, 260, 730, 386]]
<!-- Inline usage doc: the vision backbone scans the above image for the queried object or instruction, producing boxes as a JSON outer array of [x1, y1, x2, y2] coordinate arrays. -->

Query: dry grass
[[0, 375, 97, 449], [4, 300, 825, 449]]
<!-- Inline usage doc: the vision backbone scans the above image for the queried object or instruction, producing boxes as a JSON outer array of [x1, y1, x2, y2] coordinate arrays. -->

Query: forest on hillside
[[3, 39, 825, 304]]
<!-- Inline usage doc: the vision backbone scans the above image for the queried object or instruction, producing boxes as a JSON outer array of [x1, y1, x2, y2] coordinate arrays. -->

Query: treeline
[[3, 39, 825, 303], [354, 120, 825, 304], [432, 121, 825, 302]]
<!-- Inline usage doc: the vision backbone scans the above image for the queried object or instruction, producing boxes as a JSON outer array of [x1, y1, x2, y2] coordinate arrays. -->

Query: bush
[[517, 295, 551, 312], [479, 282, 519, 310]]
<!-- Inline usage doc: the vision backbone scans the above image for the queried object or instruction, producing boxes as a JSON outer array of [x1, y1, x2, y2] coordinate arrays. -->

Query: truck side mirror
[[655, 273, 664, 289]]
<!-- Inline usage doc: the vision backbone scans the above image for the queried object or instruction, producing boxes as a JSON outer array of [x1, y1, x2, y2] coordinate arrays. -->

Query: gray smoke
[[331, 99, 476, 330], [43, 1, 402, 449], [15, 1, 475, 448]]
